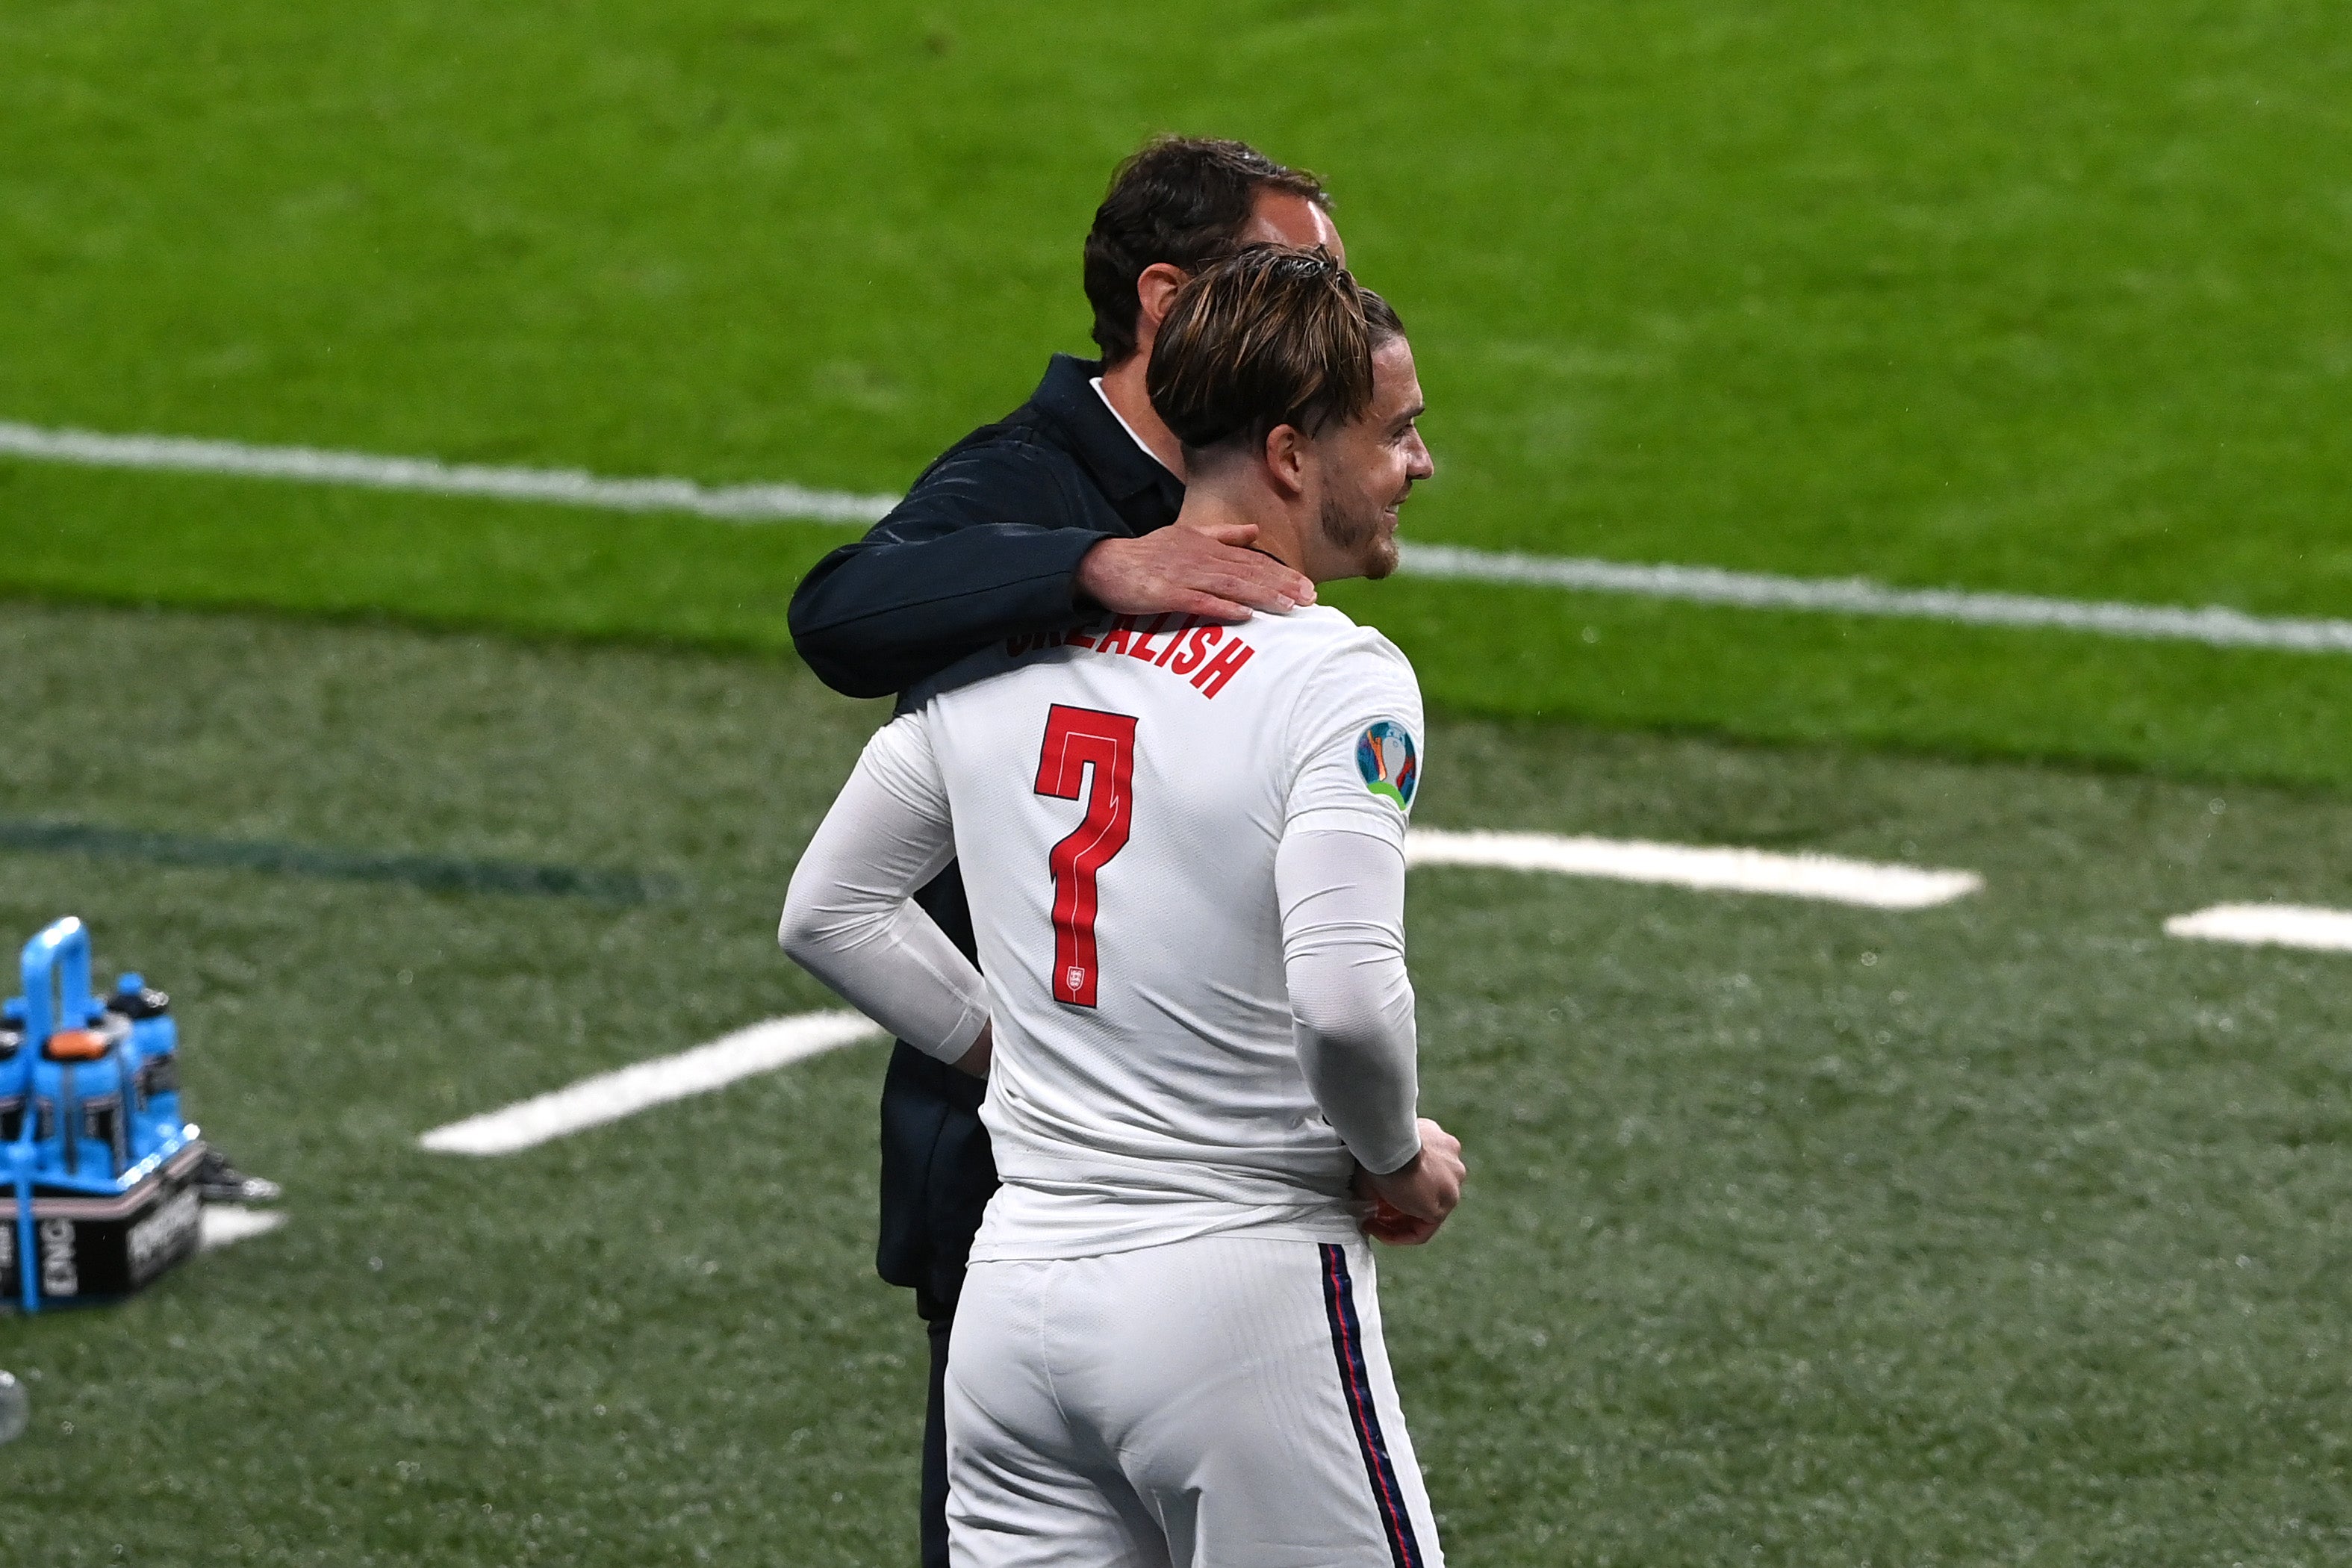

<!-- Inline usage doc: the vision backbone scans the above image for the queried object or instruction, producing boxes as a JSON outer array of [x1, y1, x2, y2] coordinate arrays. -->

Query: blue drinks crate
[[2, 917, 206, 1313]]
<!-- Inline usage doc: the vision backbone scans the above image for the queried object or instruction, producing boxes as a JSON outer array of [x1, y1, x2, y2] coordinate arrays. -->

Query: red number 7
[[1033, 704, 1139, 1009]]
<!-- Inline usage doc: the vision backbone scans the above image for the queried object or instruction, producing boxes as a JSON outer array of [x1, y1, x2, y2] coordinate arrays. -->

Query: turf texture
[[5, 603, 2352, 1564], [5, 1, 2352, 783]]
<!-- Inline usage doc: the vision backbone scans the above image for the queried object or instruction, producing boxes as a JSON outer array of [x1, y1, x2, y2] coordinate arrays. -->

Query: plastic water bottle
[[0, 1369, 28, 1445], [110, 974, 184, 1156]]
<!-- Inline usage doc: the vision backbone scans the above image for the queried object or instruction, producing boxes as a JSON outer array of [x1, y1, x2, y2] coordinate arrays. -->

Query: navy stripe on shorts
[[1319, 1243, 1425, 1568]]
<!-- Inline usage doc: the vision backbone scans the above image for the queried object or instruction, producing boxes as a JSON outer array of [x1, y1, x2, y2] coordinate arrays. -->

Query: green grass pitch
[[7, 602, 2352, 1564], [4, 1, 2352, 782], [7, 3, 2352, 1560]]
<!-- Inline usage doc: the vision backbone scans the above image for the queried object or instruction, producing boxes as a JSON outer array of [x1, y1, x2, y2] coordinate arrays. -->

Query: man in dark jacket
[[787, 135, 1343, 1567]]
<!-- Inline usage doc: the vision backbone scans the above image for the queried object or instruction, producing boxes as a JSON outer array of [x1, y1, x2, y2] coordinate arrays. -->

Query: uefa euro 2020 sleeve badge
[[1356, 721, 1419, 812]]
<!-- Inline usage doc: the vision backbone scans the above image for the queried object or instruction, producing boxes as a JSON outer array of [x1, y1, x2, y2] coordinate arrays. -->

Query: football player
[[783, 246, 1461, 1566]]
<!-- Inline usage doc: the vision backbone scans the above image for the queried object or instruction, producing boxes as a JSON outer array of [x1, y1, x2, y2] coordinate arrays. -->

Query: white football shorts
[[945, 1233, 1445, 1568]]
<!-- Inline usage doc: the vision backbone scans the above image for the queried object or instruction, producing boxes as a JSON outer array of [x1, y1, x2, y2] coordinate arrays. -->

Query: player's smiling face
[[1308, 337, 1434, 582]]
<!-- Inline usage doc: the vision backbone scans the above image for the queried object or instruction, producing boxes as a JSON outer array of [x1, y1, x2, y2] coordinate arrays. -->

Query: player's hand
[[1356, 1119, 1466, 1246], [1074, 525, 1316, 623]]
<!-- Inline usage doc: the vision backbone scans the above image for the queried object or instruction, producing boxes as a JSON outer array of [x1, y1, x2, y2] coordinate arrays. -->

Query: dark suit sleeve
[[788, 440, 1112, 698]]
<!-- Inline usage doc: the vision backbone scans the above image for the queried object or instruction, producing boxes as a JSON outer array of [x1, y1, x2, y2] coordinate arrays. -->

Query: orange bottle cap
[[45, 1029, 109, 1061]]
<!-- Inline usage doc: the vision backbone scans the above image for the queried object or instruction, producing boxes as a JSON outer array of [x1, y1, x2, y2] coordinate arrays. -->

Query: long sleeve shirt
[[781, 604, 1428, 1260]]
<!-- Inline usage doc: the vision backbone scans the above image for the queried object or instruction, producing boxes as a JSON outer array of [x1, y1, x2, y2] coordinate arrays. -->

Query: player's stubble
[[1319, 486, 1402, 580]]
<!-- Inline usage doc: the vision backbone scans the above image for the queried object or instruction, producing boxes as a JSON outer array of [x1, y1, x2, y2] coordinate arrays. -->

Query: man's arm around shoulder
[[789, 439, 1107, 698], [788, 438, 1315, 700]]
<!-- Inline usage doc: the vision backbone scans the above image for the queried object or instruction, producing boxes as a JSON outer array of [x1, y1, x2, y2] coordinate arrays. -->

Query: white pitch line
[[1396, 544, 2352, 656], [1405, 829, 1981, 909], [2164, 903, 2352, 953], [0, 420, 896, 526], [9, 420, 2342, 653], [7, 419, 2352, 656], [417, 835, 1950, 1160], [200, 1205, 286, 1250], [418, 1010, 884, 1157]]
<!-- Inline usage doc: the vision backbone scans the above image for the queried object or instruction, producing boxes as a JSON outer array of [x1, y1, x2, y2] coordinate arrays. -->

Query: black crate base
[[2, 1140, 207, 1311]]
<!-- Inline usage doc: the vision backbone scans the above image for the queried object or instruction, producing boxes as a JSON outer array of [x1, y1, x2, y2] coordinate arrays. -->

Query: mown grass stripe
[[0, 818, 667, 903], [8, 421, 2352, 656], [1406, 828, 1981, 909], [417, 1011, 884, 1156]]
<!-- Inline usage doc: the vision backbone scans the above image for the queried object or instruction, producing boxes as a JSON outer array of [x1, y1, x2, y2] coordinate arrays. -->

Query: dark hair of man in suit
[[1082, 136, 1332, 367]]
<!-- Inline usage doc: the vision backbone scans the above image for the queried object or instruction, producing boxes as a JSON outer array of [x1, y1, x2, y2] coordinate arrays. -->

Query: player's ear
[[1263, 423, 1310, 498]]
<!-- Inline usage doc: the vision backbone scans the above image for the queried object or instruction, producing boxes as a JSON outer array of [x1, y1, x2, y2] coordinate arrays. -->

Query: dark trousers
[[921, 1294, 954, 1568], [883, 872, 994, 1567]]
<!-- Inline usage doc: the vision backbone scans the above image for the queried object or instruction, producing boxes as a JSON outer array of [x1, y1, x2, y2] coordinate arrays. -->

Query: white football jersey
[[856, 603, 1425, 1260]]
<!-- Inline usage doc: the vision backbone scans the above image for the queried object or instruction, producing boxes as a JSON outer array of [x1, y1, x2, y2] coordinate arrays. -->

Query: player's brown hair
[[1083, 136, 1331, 367], [1145, 246, 1404, 459]]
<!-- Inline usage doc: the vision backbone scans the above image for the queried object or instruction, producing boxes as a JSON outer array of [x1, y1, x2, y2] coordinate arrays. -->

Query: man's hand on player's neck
[[1075, 521, 1316, 623], [1080, 336, 1316, 623]]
